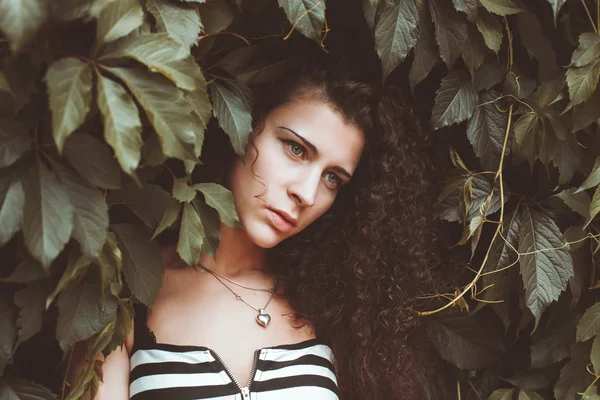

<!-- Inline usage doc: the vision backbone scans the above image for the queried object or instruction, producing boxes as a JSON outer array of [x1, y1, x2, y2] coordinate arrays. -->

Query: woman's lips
[[268, 209, 295, 233]]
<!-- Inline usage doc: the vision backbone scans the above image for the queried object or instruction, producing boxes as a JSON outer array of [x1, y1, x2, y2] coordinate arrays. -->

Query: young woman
[[91, 56, 441, 400]]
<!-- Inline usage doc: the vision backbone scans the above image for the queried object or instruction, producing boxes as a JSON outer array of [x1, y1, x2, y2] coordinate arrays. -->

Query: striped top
[[130, 305, 339, 400]]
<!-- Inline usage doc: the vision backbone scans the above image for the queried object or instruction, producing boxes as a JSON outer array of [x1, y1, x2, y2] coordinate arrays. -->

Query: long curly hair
[[191, 52, 444, 398]]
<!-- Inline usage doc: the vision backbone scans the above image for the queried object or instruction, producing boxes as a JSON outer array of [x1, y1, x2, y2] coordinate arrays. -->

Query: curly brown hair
[[189, 52, 445, 398]]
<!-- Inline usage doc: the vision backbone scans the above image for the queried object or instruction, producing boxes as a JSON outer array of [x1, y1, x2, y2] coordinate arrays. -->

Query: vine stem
[[283, 0, 325, 42], [60, 347, 75, 400], [581, 0, 599, 33], [418, 104, 514, 317]]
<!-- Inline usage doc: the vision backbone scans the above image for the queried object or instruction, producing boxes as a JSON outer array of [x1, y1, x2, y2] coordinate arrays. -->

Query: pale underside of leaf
[[374, 0, 418, 79], [45, 58, 93, 153], [96, 0, 144, 46], [547, 0, 567, 23], [0, 0, 47, 51], [452, 0, 478, 21], [146, 0, 202, 55], [277, 0, 326, 43], [0, 180, 24, 246], [480, 0, 523, 16], [571, 32, 600, 67], [97, 74, 143, 179]]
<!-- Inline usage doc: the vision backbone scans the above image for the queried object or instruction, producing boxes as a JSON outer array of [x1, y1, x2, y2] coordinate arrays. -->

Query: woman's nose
[[287, 169, 320, 207]]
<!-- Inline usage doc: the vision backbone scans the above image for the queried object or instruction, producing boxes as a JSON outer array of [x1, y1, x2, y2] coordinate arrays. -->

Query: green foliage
[[1, 0, 600, 399]]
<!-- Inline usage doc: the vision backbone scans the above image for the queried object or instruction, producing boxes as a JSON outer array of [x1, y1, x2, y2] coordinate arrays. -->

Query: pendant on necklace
[[256, 308, 271, 328]]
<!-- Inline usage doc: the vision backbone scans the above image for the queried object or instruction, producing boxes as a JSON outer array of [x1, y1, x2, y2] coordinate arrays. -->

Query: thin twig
[[581, 0, 599, 33], [198, 30, 250, 45]]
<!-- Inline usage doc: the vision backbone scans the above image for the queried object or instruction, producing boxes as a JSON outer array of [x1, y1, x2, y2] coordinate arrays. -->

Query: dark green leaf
[[513, 113, 540, 167], [209, 79, 253, 156], [45, 58, 93, 153], [579, 302, 600, 343], [198, 0, 233, 33], [56, 273, 118, 351], [177, 202, 204, 266], [571, 32, 600, 67], [108, 67, 198, 162], [578, 157, 600, 192], [462, 25, 488, 78], [194, 198, 220, 258], [0, 377, 58, 400], [519, 389, 545, 400], [146, 0, 202, 56], [104, 33, 206, 91], [0, 118, 31, 168], [374, 0, 418, 79], [530, 299, 576, 368], [518, 203, 574, 329], [0, 299, 16, 361], [517, 13, 558, 81], [0, 0, 47, 52], [452, 0, 478, 21], [554, 342, 594, 400], [193, 183, 241, 228], [14, 280, 51, 346], [22, 160, 73, 269], [96, 0, 144, 46], [554, 187, 591, 219], [46, 249, 91, 309], [277, 0, 326, 43], [536, 79, 564, 109], [588, 185, 600, 227], [429, 0, 468, 67], [121, 182, 171, 229], [467, 90, 508, 170], [504, 366, 559, 390], [480, 0, 523, 15], [151, 198, 181, 240], [553, 137, 583, 185], [475, 62, 506, 90], [430, 68, 477, 129], [55, 164, 109, 258], [425, 311, 505, 370], [572, 86, 600, 132], [97, 74, 143, 180], [0, 260, 46, 284], [63, 133, 122, 190], [566, 59, 600, 109], [409, 0, 439, 91], [0, 179, 24, 246], [114, 223, 164, 306], [489, 389, 515, 400], [476, 8, 503, 54]]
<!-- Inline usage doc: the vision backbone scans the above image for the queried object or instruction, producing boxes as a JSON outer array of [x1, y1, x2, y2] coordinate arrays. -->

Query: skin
[[85, 95, 365, 399]]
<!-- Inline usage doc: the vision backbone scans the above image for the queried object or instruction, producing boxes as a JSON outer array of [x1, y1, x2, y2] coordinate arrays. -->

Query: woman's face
[[229, 95, 365, 248]]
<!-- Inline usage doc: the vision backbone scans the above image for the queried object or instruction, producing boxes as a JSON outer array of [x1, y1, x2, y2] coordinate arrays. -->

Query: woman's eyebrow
[[278, 126, 353, 179]]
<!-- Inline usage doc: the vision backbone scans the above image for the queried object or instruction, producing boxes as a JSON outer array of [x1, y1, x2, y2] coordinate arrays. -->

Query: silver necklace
[[197, 263, 275, 328], [196, 263, 277, 293]]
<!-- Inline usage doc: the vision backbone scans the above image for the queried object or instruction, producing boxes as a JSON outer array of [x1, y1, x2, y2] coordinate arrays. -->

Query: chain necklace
[[197, 263, 276, 328], [196, 263, 277, 293]]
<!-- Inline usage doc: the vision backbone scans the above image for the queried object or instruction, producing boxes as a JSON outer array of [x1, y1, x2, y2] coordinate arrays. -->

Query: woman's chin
[[244, 220, 287, 249]]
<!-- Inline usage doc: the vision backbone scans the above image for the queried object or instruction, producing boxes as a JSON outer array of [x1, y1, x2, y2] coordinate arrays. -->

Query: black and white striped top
[[130, 306, 339, 400]]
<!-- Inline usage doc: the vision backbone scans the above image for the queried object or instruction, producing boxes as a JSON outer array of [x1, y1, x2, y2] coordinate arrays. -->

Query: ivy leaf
[[467, 90, 508, 170], [96, 0, 144, 46], [554, 342, 594, 400], [518, 203, 574, 329], [185, 87, 212, 157], [578, 157, 600, 192], [489, 389, 516, 400], [0, 0, 47, 52], [97, 74, 143, 180], [519, 389, 545, 400], [462, 25, 488, 78], [452, 0, 478, 21], [530, 299, 576, 368], [14, 280, 51, 346], [572, 86, 600, 132], [151, 198, 182, 240], [177, 202, 204, 266], [409, 1, 439, 91], [578, 302, 600, 342], [108, 67, 198, 162], [197, 0, 234, 33], [194, 198, 221, 258], [0, 260, 46, 284], [46, 249, 91, 309], [120, 182, 171, 230], [475, 62, 506, 90], [480, 0, 523, 16], [193, 183, 241, 228], [45, 58, 93, 153], [588, 185, 600, 227], [476, 8, 503, 54], [113, 223, 164, 306], [104, 33, 206, 91], [0, 377, 58, 400], [566, 59, 600, 110], [56, 273, 118, 351], [554, 137, 583, 185], [536, 79, 564, 109], [277, 0, 326, 43], [430, 68, 477, 129], [429, 0, 468, 67], [374, 0, 418, 79], [173, 179, 196, 203], [0, 118, 32, 168], [0, 299, 16, 361], [571, 33, 600, 67], [547, 0, 567, 24], [0, 179, 24, 246], [425, 311, 505, 370], [209, 79, 253, 156], [146, 0, 202, 56], [63, 133, 122, 190], [22, 160, 73, 270], [554, 188, 591, 219], [513, 113, 541, 167], [55, 163, 109, 259], [517, 13, 558, 81]]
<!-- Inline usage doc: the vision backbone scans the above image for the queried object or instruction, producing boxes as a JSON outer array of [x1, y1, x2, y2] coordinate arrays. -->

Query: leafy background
[[1, 0, 600, 399]]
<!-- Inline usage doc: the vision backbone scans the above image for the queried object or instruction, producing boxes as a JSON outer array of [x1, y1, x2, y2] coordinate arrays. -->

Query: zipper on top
[[210, 348, 261, 398]]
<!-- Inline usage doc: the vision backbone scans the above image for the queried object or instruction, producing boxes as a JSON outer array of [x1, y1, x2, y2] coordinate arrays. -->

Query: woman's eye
[[324, 172, 341, 187], [285, 141, 306, 158]]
